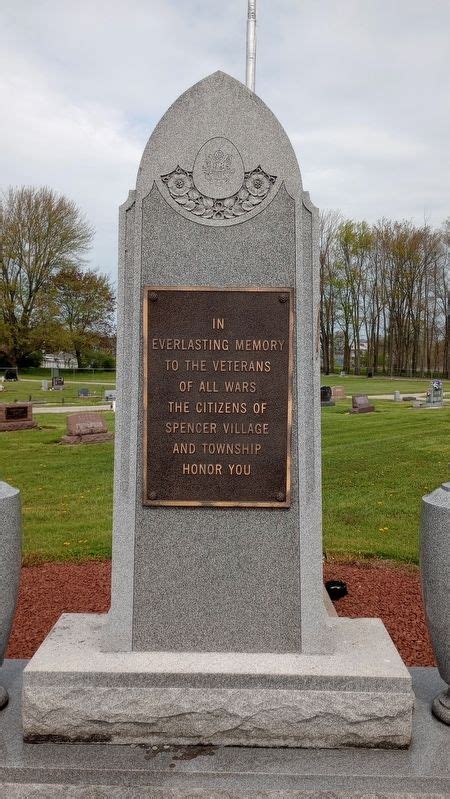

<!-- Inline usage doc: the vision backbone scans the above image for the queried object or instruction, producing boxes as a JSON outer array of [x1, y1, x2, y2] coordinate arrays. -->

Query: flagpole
[[246, 0, 257, 91]]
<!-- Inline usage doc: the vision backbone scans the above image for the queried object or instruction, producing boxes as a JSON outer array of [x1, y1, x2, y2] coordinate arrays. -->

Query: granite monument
[[22, 71, 413, 749]]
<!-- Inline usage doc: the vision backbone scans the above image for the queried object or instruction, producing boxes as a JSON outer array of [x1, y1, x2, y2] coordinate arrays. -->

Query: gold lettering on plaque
[[144, 288, 293, 507]]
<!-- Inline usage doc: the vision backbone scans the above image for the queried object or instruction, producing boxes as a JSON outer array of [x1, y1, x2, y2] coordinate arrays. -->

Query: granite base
[[1, 662, 447, 798], [22, 613, 413, 749], [61, 433, 114, 444], [0, 422, 37, 432]]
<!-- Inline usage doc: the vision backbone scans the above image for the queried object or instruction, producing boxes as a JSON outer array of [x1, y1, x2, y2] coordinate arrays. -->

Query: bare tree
[[319, 214, 448, 377], [319, 210, 341, 374]]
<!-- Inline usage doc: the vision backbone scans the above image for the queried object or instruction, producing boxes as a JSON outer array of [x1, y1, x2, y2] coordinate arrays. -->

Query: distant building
[[41, 352, 78, 369], [324, 338, 368, 371]]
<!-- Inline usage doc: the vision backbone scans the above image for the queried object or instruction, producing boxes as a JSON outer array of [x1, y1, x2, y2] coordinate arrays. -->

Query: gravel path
[[6, 560, 434, 666]]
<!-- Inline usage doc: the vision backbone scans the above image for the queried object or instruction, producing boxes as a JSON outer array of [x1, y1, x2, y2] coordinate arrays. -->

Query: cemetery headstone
[[41, 380, 49, 391], [51, 376, 64, 391], [320, 385, 335, 407], [331, 385, 346, 400], [426, 380, 443, 407], [22, 72, 412, 750], [4, 370, 17, 382], [78, 388, 89, 399], [104, 389, 116, 402], [394, 390, 401, 402], [350, 394, 375, 414], [0, 403, 37, 432], [414, 380, 445, 410], [61, 412, 113, 445]]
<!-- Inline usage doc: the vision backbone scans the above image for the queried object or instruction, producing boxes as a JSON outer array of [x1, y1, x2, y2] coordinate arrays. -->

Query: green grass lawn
[[320, 373, 448, 396], [0, 379, 114, 407], [16, 368, 116, 383], [322, 401, 449, 562], [0, 402, 448, 565], [0, 413, 114, 564]]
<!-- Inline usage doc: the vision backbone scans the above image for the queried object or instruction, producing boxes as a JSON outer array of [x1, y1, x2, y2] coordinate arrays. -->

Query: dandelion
[[63, 541, 71, 546]]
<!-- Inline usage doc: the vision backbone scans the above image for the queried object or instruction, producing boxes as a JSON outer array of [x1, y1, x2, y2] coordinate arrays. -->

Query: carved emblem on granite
[[192, 137, 244, 199], [162, 164, 276, 221], [161, 135, 277, 223], [202, 148, 235, 186]]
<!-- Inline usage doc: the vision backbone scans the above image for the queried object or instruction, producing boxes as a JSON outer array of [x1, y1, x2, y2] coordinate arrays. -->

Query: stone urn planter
[[420, 482, 450, 724], [0, 482, 21, 709]]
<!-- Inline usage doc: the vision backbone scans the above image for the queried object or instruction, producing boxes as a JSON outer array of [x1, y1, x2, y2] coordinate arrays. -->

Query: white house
[[41, 352, 78, 370]]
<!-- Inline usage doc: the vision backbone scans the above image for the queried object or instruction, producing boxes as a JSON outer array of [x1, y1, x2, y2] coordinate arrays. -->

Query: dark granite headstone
[[320, 385, 335, 407], [52, 376, 64, 391]]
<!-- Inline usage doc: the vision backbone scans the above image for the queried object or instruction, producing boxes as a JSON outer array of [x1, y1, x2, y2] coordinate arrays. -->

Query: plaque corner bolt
[[276, 491, 285, 502], [149, 490, 158, 500], [278, 294, 288, 304], [149, 292, 158, 302]]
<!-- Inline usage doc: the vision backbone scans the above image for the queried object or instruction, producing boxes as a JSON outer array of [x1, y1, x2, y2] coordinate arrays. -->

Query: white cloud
[[292, 126, 424, 162], [1, 0, 449, 278]]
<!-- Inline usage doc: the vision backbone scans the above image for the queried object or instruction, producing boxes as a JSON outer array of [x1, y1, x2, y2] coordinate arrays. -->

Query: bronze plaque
[[143, 287, 294, 507]]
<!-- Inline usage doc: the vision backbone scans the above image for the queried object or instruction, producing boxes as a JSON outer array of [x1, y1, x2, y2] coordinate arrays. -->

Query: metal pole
[[246, 0, 257, 91]]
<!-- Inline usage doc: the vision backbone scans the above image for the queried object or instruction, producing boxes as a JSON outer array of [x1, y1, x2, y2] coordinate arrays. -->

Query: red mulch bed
[[323, 561, 434, 667], [6, 559, 434, 667]]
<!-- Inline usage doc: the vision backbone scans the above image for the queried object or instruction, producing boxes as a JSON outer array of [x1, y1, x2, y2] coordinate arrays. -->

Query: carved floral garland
[[161, 165, 276, 220]]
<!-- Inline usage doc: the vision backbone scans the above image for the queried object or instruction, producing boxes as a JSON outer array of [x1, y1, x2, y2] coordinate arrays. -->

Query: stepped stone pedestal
[[2, 663, 447, 798], [22, 614, 412, 748]]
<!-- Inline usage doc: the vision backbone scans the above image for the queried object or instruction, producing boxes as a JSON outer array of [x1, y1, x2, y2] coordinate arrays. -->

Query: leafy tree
[[0, 186, 93, 365], [82, 349, 116, 370], [52, 266, 115, 366]]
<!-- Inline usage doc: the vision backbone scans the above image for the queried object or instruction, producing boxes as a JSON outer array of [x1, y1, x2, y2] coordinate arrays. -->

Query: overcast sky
[[1, 0, 449, 279]]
